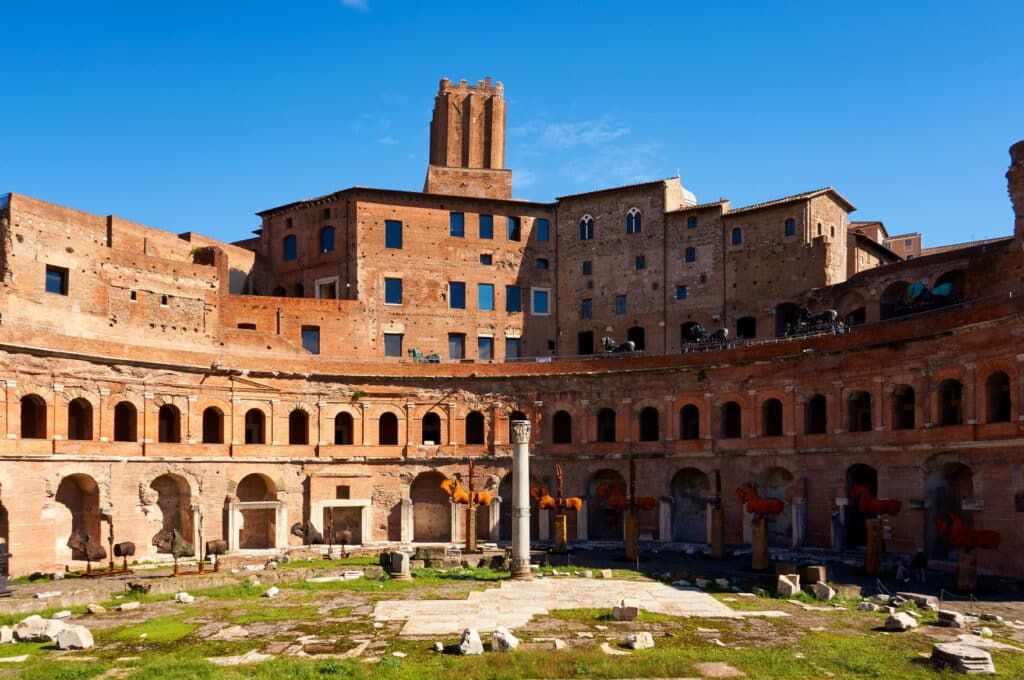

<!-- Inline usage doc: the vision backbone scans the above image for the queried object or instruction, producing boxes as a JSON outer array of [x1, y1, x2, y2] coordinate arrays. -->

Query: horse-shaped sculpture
[[601, 337, 636, 353], [735, 484, 784, 516], [849, 484, 901, 516], [291, 521, 325, 545], [934, 512, 1001, 551], [595, 480, 656, 511], [682, 325, 730, 345], [67, 530, 107, 562]]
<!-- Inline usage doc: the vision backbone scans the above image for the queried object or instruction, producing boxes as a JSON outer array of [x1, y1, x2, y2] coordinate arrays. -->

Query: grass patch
[[105, 615, 197, 643], [0, 604, 90, 626], [278, 555, 380, 569], [231, 604, 319, 625], [17, 659, 110, 680]]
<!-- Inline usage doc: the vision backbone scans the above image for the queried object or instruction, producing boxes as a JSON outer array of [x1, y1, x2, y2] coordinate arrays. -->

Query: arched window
[[731, 227, 742, 246], [113, 401, 137, 442], [937, 379, 963, 426], [680, 404, 700, 440], [626, 208, 642, 234], [596, 408, 616, 442], [892, 385, 915, 430], [334, 412, 354, 445], [465, 411, 485, 445], [272, 286, 287, 297], [985, 372, 1011, 423], [784, 218, 796, 237], [736, 316, 757, 339], [762, 399, 783, 437], [627, 326, 645, 351], [508, 410, 527, 443], [158, 404, 181, 443], [283, 234, 297, 261], [848, 391, 872, 432], [880, 281, 911, 320], [20, 395, 46, 439], [289, 409, 309, 445], [639, 407, 659, 441], [721, 402, 742, 438], [552, 410, 572, 444], [244, 409, 265, 444], [578, 215, 594, 240], [378, 412, 399, 446], [422, 412, 442, 444], [294, 283, 304, 298], [67, 398, 93, 440], [319, 226, 335, 253], [202, 407, 223, 444], [804, 395, 827, 434], [684, 246, 696, 263]]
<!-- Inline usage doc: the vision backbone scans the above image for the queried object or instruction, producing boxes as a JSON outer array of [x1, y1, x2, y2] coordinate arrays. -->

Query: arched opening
[[844, 464, 878, 549], [736, 316, 757, 339], [638, 407, 659, 441], [378, 412, 399, 446], [150, 474, 193, 555], [334, 412, 354, 445], [20, 395, 46, 439], [202, 407, 223, 444], [588, 469, 626, 541], [671, 468, 709, 543], [892, 385, 916, 430], [158, 404, 181, 443], [422, 412, 442, 445], [844, 307, 866, 327], [552, 410, 572, 444], [937, 379, 963, 426], [680, 404, 700, 440], [627, 326, 645, 351], [0, 502, 8, 577], [721, 401, 741, 438], [244, 409, 265, 444], [925, 462, 974, 559], [288, 409, 309, 445], [804, 394, 827, 434], [272, 286, 286, 297], [236, 474, 277, 549], [934, 269, 965, 303], [56, 474, 103, 562], [840, 291, 868, 328], [848, 391, 872, 432], [577, 330, 594, 355], [986, 371, 1012, 423], [681, 322, 702, 346], [465, 411, 485, 445], [758, 467, 794, 547], [596, 408, 616, 442], [294, 283, 305, 298], [762, 398, 783, 436], [880, 281, 911, 320], [113, 401, 137, 442], [508, 411, 527, 443], [775, 303, 801, 337], [67, 398, 93, 440], [410, 471, 450, 542], [499, 474, 542, 542]]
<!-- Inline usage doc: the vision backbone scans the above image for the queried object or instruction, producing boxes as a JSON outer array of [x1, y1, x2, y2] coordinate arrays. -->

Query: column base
[[510, 557, 532, 580]]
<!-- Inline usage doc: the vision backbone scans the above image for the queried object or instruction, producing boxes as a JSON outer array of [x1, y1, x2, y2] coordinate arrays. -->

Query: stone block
[[626, 631, 655, 649], [612, 598, 640, 621], [14, 615, 67, 642], [811, 582, 836, 602], [492, 627, 519, 651], [800, 565, 827, 585], [86, 604, 106, 615], [175, 592, 195, 604], [776, 573, 800, 597], [931, 642, 995, 674], [263, 586, 280, 598], [939, 610, 966, 628], [458, 628, 483, 655], [117, 601, 141, 612], [56, 625, 94, 650], [896, 592, 940, 611], [0, 626, 11, 644], [52, 610, 72, 619], [774, 562, 797, 576], [885, 612, 918, 631]]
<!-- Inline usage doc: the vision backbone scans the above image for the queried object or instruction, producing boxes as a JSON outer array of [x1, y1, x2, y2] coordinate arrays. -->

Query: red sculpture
[[849, 484, 902, 516], [934, 513, 1001, 551], [735, 483, 784, 516], [595, 480, 656, 512]]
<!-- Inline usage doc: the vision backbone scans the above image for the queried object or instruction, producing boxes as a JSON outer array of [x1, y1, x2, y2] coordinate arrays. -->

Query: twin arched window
[[626, 208, 642, 234], [579, 215, 595, 240]]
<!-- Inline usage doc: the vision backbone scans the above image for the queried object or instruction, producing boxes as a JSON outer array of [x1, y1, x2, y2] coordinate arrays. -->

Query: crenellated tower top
[[1009, 141, 1024, 239]]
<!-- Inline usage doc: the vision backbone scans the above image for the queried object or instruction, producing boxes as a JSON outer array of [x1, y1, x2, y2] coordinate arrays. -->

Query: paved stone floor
[[374, 578, 787, 635]]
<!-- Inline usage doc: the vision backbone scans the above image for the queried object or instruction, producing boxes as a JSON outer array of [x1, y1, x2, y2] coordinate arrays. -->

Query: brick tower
[[424, 78, 512, 199], [1009, 141, 1024, 239]]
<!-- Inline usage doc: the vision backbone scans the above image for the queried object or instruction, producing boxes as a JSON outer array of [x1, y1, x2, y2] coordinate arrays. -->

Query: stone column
[[658, 498, 672, 542], [400, 498, 413, 543], [488, 497, 501, 542], [510, 419, 532, 579]]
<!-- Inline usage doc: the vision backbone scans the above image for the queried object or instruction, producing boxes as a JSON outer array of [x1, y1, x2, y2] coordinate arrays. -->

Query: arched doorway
[[158, 404, 181, 443], [113, 401, 137, 442], [202, 407, 223, 444], [775, 303, 801, 337], [379, 412, 399, 446], [422, 412, 442, 445], [925, 462, 973, 560], [244, 409, 266, 444], [844, 464, 878, 549], [334, 412, 354, 445], [588, 469, 626, 541], [236, 474, 277, 549], [671, 468, 709, 543], [757, 467, 794, 548], [56, 474, 103, 562], [20, 395, 46, 439], [410, 471, 450, 542], [289, 409, 309, 445], [880, 281, 910, 319], [465, 411, 485, 445], [638, 407, 659, 441], [150, 474, 194, 555], [67, 398, 93, 440]]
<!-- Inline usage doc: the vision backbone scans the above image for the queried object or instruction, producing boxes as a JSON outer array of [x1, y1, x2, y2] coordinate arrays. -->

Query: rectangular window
[[450, 212, 465, 237], [384, 332, 403, 357], [904, 238, 912, 247], [687, 216, 699, 229], [507, 216, 521, 241], [582, 260, 592, 276], [581, 299, 592, 320], [505, 285, 522, 312], [479, 215, 494, 239], [322, 208, 331, 220], [635, 255, 646, 270], [301, 326, 320, 355], [449, 281, 466, 309], [478, 283, 495, 311], [615, 295, 627, 315], [532, 288, 550, 316], [480, 253, 492, 265], [316, 277, 339, 299], [448, 333, 465, 360], [535, 218, 550, 242], [675, 285, 688, 300], [536, 258, 549, 270], [685, 247, 696, 263], [477, 336, 494, 360], [237, 322, 256, 330], [385, 220, 403, 249], [283, 235, 297, 261], [505, 337, 520, 360], [45, 265, 69, 295], [384, 277, 402, 305]]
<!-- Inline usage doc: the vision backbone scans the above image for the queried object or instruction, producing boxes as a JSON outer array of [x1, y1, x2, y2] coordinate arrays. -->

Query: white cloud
[[377, 136, 398, 145], [339, 0, 369, 10], [540, 117, 630, 149], [515, 168, 536, 190], [558, 141, 666, 189]]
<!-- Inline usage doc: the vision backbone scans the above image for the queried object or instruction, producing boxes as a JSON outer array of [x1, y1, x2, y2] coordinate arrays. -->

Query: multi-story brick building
[[0, 79, 1022, 580]]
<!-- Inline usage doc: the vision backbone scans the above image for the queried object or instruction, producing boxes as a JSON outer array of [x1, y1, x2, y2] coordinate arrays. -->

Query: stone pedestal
[[624, 513, 637, 561], [510, 420, 532, 580], [709, 504, 725, 559], [552, 514, 568, 552], [751, 516, 770, 571], [864, 518, 883, 576], [957, 551, 977, 593], [389, 551, 413, 581]]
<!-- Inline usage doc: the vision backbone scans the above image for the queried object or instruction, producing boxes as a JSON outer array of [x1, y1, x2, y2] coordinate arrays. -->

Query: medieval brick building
[[0, 78, 1021, 579]]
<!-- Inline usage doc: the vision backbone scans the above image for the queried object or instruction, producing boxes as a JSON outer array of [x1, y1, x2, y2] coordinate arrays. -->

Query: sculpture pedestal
[[957, 551, 977, 594], [864, 518, 883, 577], [709, 505, 725, 559], [552, 514, 568, 552], [465, 506, 478, 553], [389, 551, 413, 581], [624, 514, 638, 561], [751, 516, 770, 571]]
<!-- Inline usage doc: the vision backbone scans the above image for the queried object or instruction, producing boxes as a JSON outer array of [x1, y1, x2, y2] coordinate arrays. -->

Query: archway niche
[[892, 385, 915, 430], [150, 474, 194, 554], [937, 379, 963, 426], [289, 409, 309, 445], [925, 462, 974, 560], [552, 410, 572, 444], [844, 464, 878, 549], [805, 394, 827, 434], [158, 404, 181, 443], [410, 471, 450, 542], [639, 407, 659, 441], [67, 398, 93, 440], [202, 407, 223, 444], [378, 412, 399, 445], [55, 474, 103, 562], [113, 401, 137, 442], [680, 404, 700, 440], [20, 395, 46, 439], [587, 469, 625, 541], [985, 372, 1011, 423], [465, 411, 485, 445], [334, 412, 354, 445], [244, 409, 266, 444], [422, 412, 442, 445], [671, 468, 709, 543], [235, 473, 278, 550], [762, 399, 783, 436], [596, 408, 616, 442], [757, 467, 794, 548], [880, 281, 910, 319]]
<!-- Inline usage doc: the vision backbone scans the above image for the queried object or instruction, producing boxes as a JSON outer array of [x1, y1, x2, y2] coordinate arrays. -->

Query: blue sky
[[2, 1, 1022, 247]]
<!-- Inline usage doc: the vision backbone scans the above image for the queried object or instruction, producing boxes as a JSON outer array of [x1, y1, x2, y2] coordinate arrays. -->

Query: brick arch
[[228, 471, 287, 501], [545, 401, 577, 443], [58, 387, 99, 408], [283, 401, 315, 415], [136, 465, 203, 506], [151, 394, 188, 409], [323, 403, 360, 421], [43, 466, 113, 511], [108, 391, 145, 411]]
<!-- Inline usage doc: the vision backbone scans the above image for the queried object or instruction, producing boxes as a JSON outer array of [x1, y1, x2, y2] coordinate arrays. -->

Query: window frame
[[505, 285, 522, 312], [477, 335, 494, 360], [448, 333, 466, 360], [531, 287, 551, 316], [315, 276, 340, 300], [685, 246, 696, 263], [449, 212, 465, 238], [45, 265, 69, 295], [383, 332, 403, 357], [283, 234, 298, 261], [506, 216, 522, 242], [301, 325, 321, 355], [384, 220, 403, 249], [579, 215, 594, 240], [626, 207, 642, 234], [319, 225, 336, 253], [535, 218, 550, 242], [479, 214, 494, 239], [615, 295, 627, 315], [477, 283, 495, 311], [384, 277, 403, 305], [449, 281, 466, 309]]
